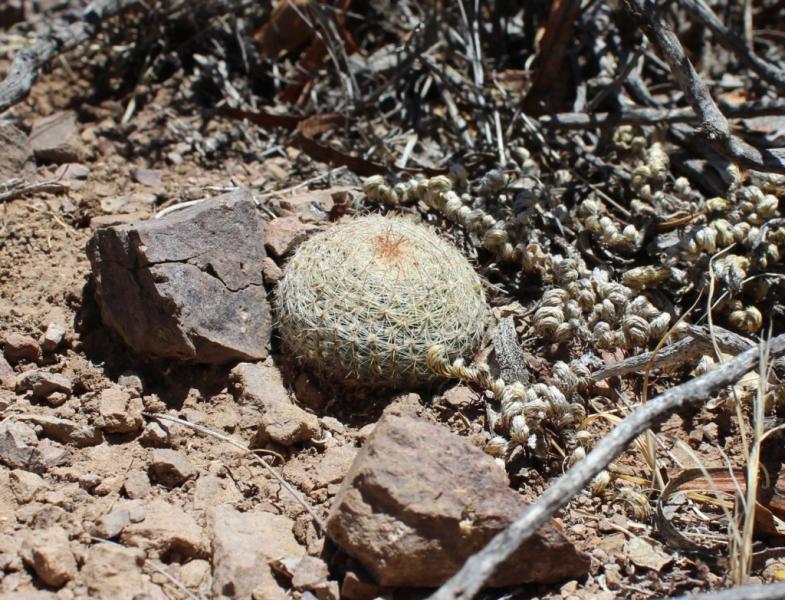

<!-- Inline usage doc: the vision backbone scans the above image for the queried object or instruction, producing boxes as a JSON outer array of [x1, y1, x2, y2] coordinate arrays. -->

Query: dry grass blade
[[732, 335, 773, 584]]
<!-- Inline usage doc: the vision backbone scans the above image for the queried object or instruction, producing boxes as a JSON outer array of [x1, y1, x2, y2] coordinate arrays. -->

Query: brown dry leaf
[[625, 537, 673, 572], [522, 0, 581, 114], [255, 0, 313, 59]]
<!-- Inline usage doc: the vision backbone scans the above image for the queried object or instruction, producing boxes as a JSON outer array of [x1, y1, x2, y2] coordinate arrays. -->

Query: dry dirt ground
[[2, 23, 784, 600]]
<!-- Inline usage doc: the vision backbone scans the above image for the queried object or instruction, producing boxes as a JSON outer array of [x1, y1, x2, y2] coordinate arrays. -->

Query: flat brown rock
[[209, 505, 304, 599], [29, 111, 82, 164], [120, 499, 207, 559], [87, 189, 271, 364], [81, 543, 162, 598], [326, 414, 589, 588]]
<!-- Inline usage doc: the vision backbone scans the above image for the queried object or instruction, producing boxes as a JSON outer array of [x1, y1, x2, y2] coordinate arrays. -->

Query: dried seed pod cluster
[[427, 346, 590, 462], [275, 215, 489, 389]]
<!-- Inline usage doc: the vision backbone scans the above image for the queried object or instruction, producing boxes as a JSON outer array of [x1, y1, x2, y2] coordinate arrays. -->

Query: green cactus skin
[[274, 215, 489, 389]]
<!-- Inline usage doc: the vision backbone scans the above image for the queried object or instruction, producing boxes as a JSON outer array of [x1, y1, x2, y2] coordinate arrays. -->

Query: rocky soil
[[5, 3, 785, 600]]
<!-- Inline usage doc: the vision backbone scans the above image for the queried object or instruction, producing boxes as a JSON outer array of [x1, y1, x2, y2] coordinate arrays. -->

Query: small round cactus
[[274, 215, 489, 389]]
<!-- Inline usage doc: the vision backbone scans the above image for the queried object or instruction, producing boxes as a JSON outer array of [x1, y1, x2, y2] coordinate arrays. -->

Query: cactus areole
[[274, 215, 489, 389]]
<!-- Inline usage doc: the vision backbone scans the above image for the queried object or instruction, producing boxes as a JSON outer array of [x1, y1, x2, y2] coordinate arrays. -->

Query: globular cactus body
[[275, 215, 489, 389]]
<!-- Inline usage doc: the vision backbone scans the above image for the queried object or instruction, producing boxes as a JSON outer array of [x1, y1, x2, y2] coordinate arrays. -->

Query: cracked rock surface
[[87, 189, 271, 364]]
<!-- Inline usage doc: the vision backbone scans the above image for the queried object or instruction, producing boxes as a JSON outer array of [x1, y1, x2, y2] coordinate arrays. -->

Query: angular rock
[[121, 499, 207, 559], [209, 505, 304, 599], [149, 448, 195, 488], [264, 216, 314, 257], [231, 361, 320, 445], [81, 543, 157, 598], [9, 469, 45, 503], [230, 362, 290, 406], [21, 526, 77, 588], [131, 167, 163, 188], [15, 370, 72, 401], [3, 333, 42, 364], [0, 532, 23, 572], [0, 353, 14, 381], [257, 401, 321, 446], [0, 421, 53, 472], [53, 162, 90, 181], [292, 556, 330, 590], [262, 256, 284, 284], [92, 507, 130, 539], [139, 421, 170, 446], [0, 423, 68, 473], [124, 468, 151, 499], [341, 570, 384, 600], [23, 415, 102, 447], [192, 474, 242, 511], [268, 187, 357, 223], [326, 415, 590, 587], [97, 387, 143, 433], [0, 124, 35, 181], [315, 445, 356, 488], [441, 384, 477, 408], [313, 581, 340, 600], [29, 111, 82, 164], [87, 189, 271, 364], [179, 558, 211, 589], [39, 323, 66, 353]]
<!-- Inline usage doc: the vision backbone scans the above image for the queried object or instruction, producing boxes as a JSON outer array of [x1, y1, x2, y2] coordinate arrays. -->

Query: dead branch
[[624, 0, 785, 175], [666, 583, 785, 600], [680, 0, 785, 94], [0, 0, 138, 113], [538, 100, 785, 130], [428, 333, 785, 600], [625, 0, 729, 141], [589, 325, 753, 381], [0, 178, 69, 203]]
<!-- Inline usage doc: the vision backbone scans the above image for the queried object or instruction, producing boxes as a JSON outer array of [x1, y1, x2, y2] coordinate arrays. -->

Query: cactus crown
[[274, 215, 489, 389]]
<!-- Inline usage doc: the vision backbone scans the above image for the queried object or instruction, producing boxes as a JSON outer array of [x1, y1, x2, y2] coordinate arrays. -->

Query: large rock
[[209, 505, 304, 599], [326, 415, 590, 588], [87, 189, 271, 364]]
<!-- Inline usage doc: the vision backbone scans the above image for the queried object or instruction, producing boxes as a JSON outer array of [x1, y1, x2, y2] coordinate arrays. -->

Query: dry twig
[[539, 100, 785, 130]]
